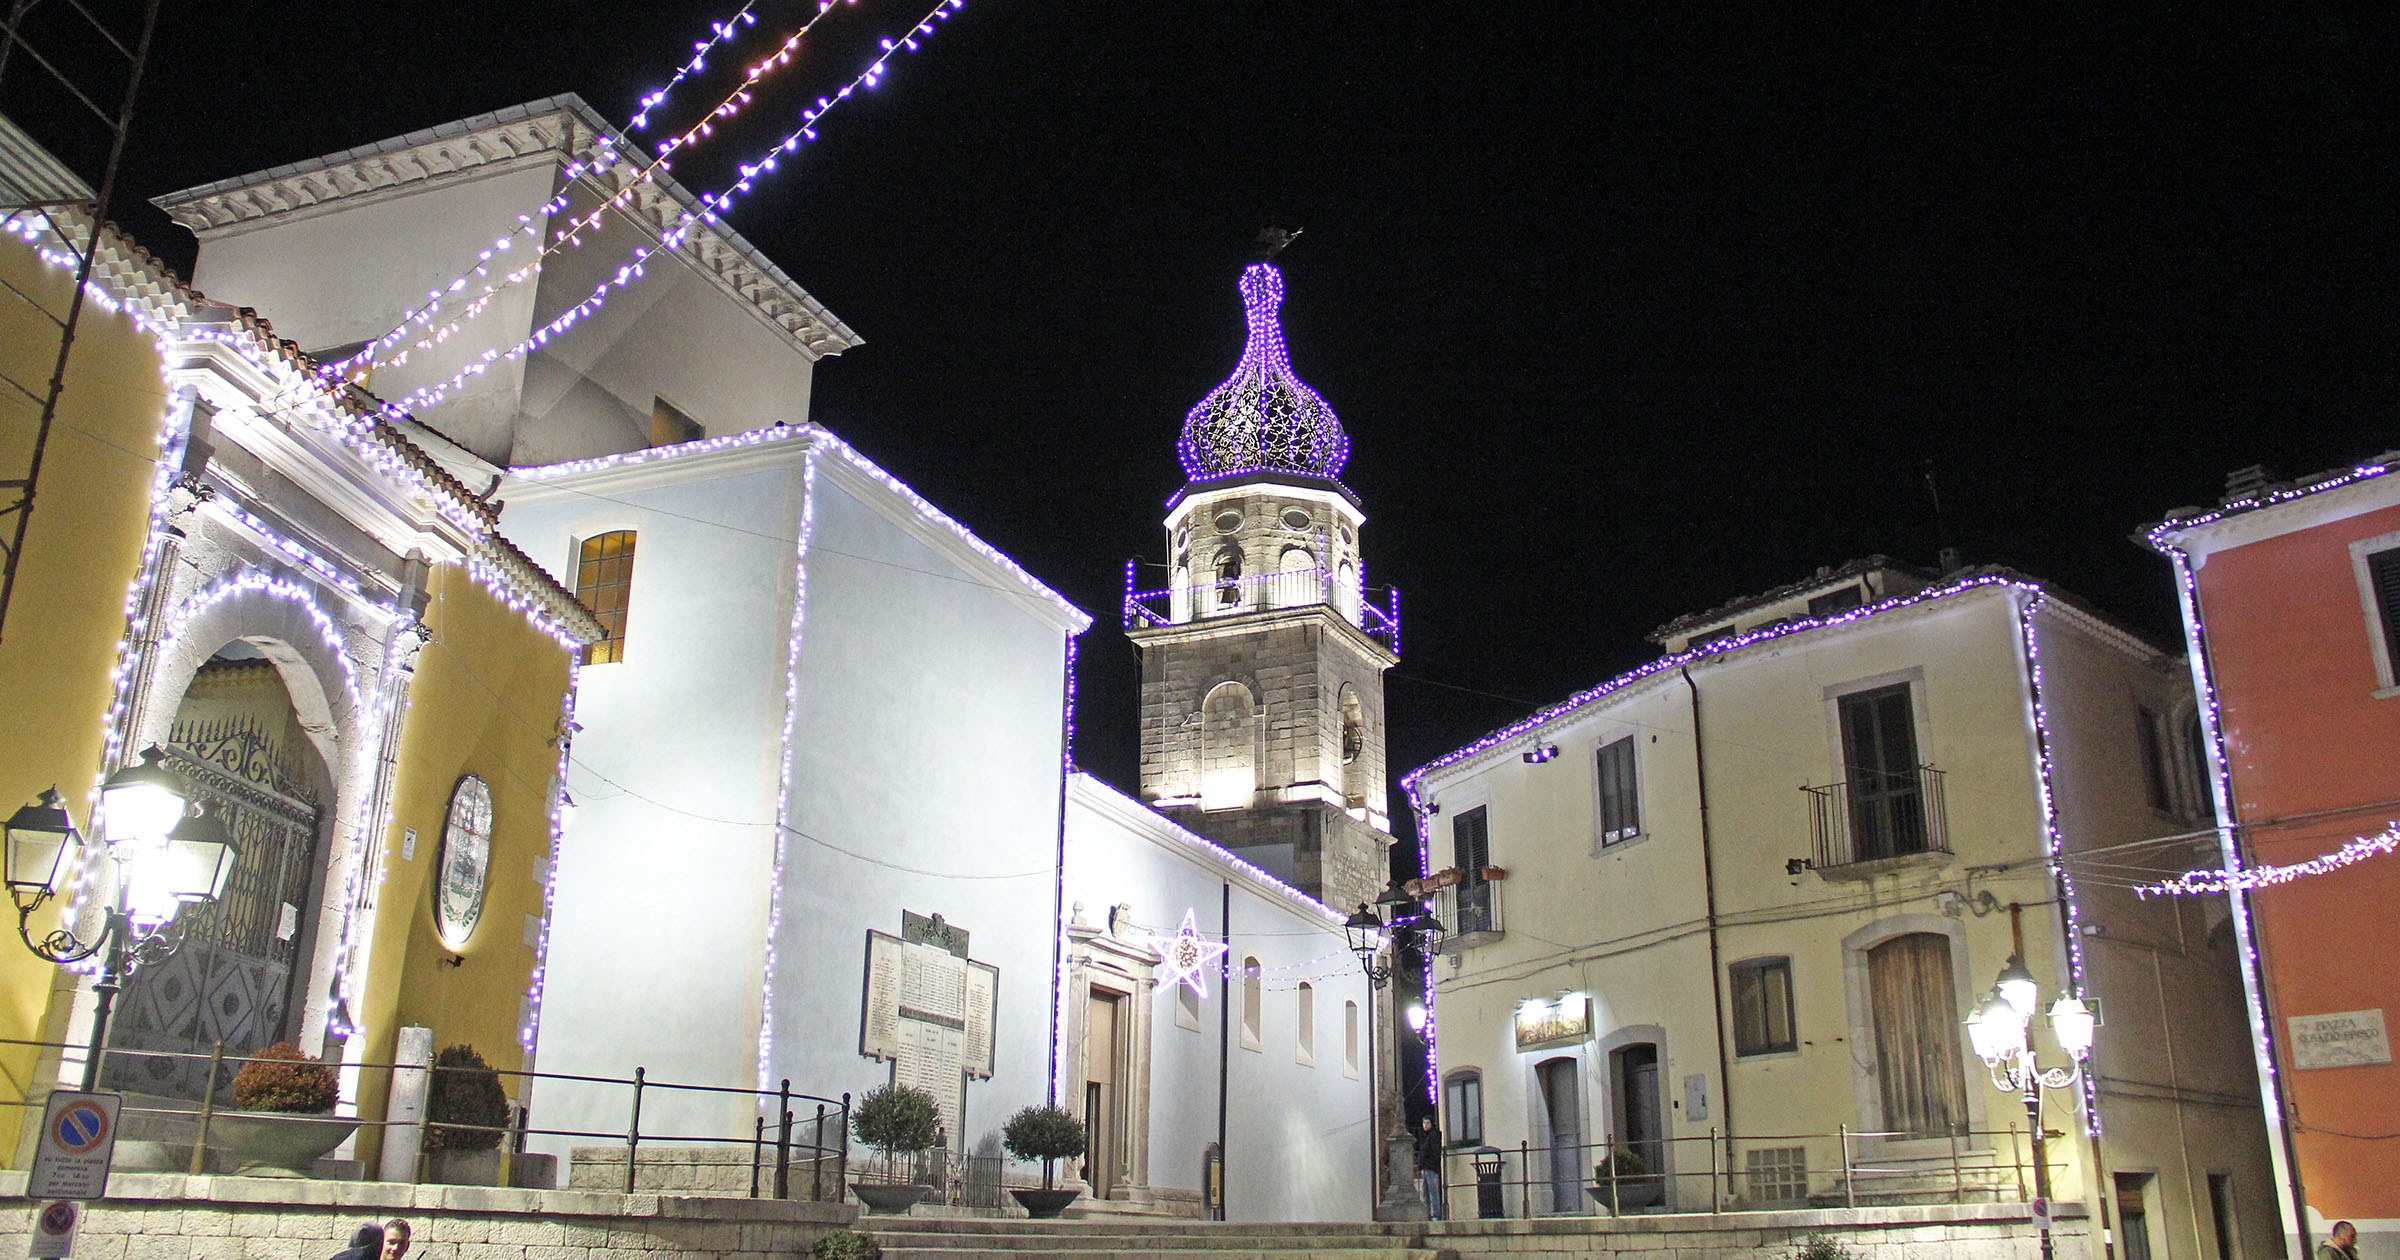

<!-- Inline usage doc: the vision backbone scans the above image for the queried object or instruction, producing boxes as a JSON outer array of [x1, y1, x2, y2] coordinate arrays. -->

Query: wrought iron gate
[[102, 716, 322, 1098]]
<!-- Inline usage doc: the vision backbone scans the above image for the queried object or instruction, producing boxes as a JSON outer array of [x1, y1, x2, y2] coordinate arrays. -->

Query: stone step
[[876, 1249, 1436, 1260], [870, 1232, 1406, 1252], [861, 1219, 1420, 1236]]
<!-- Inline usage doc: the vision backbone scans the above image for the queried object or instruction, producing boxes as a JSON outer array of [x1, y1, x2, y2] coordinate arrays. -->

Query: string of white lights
[[2137, 823, 2400, 897]]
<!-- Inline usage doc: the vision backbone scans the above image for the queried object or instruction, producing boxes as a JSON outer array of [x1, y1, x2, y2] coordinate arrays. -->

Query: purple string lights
[[1177, 263, 1349, 483]]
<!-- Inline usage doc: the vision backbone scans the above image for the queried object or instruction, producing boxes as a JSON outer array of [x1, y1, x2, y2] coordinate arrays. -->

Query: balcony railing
[[1121, 558, 1400, 653], [1802, 765, 1949, 870], [1436, 878, 1504, 948]]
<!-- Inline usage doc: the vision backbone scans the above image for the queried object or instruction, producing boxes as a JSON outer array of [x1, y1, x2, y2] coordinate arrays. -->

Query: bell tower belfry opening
[[1123, 258, 1398, 913]]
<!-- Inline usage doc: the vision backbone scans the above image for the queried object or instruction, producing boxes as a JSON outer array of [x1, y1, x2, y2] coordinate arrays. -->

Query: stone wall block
[[491, 1219, 568, 1247]]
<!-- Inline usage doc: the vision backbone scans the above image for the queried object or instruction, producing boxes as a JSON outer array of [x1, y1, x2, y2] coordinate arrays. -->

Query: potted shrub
[[1001, 1103, 1087, 1218], [1588, 1144, 1665, 1213], [212, 1042, 359, 1176], [424, 1044, 511, 1184], [849, 1083, 942, 1214]]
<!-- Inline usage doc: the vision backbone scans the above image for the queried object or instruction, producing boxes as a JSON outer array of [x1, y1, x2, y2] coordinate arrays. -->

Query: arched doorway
[[102, 643, 332, 1099]]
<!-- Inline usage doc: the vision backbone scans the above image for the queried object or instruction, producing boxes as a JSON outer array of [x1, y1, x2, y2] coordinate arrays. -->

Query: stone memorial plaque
[[2289, 1009, 2391, 1070], [861, 917, 1000, 1147]]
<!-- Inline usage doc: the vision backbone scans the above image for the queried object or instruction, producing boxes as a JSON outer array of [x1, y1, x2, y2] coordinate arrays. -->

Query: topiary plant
[[425, 1043, 510, 1152], [230, 1042, 338, 1113], [1001, 1104, 1087, 1189], [850, 1083, 942, 1178], [810, 1228, 881, 1260]]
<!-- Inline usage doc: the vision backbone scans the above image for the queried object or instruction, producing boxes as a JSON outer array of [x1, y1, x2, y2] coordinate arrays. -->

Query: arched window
[[1240, 956, 1263, 1050], [574, 530, 638, 664], [1339, 684, 1367, 808], [1200, 682, 1258, 811], [1171, 562, 1192, 623], [1343, 1000, 1361, 1078], [1336, 560, 1362, 624], [1215, 547, 1244, 609], [1274, 547, 1317, 609], [1296, 981, 1316, 1065]]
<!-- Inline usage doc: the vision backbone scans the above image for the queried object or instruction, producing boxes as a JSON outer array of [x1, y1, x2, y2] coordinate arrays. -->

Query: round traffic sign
[[52, 1101, 110, 1154], [37, 1201, 77, 1235]]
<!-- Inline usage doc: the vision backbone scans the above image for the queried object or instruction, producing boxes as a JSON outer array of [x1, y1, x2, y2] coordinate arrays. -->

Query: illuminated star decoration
[[1150, 908, 1230, 998]]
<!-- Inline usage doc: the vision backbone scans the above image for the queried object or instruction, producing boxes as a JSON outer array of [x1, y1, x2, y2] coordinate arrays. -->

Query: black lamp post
[[6, 748, 238, 1090], [1346, 876, 1447, 1219]]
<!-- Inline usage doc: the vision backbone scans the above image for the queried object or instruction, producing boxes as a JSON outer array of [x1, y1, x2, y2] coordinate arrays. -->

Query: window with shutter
[[1453, 807, 1490, 877], [1596, 737, 1641, 847], [2371, 548, 2400, 674], [1838, 683, 1926, 859]]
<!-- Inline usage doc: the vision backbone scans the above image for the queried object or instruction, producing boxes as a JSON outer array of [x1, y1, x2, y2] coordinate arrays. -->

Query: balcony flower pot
[[1480, 866, 1508, 881], [428, 1149, 504, 1186], [1586, 1176, 1665, 1213], [212, 1111, 361, 1177], [851, 1182, 931, 1214]]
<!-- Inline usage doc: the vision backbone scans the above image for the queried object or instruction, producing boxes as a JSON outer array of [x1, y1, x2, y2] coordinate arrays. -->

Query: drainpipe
[[1679, 665, 1734, 1197]]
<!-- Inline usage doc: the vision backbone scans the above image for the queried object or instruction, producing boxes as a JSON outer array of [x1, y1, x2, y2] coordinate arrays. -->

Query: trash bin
[[1473, 1145, 1505, 1220]]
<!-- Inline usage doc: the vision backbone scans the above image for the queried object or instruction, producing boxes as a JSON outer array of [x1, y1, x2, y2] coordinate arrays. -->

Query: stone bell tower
[[1124, 259, 1397, 913]]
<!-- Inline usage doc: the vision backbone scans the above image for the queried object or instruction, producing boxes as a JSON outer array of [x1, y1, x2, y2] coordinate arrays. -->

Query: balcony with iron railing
[[1121, 558, 1400, 654], [1435, 877, 1504, 949], [1802, 765, 1950, 874]]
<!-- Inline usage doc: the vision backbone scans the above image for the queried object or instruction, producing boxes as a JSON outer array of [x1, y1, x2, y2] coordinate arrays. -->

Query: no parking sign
[[28, 1092, 119, 1202], [29, 1200, 80, 1258]]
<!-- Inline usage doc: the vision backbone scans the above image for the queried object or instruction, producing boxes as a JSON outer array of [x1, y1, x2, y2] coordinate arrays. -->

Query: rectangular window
[[1731, 957, 1798, 1056], [1809, 585, 1864, 616], [2136, 706, 2172, 812], [1342, 1001, 1360, 1078], [1296, 982, 1316, 1065], [2371, 547, 2400, 680], [573, 530, 638, 665], [1838, 683, 1926, 860], [1453, 806, 1490, 877], [1240, 957, 1262, 1051], [2207, 1172, 2240, 1260], [1443, 1072, 1483, 1146], [1596, 737, 1641, 846], [1175, 980, 1202, 1032], [650, 397, 703, 447]]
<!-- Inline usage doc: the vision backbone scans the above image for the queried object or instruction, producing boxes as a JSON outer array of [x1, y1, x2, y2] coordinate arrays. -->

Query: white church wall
[[769, 462, 1074, 1158], [180, 163, 555, 461], [1065, 777, 1373, 1222], [510, 190, 819, 465], [499, 444, 808, 1164]]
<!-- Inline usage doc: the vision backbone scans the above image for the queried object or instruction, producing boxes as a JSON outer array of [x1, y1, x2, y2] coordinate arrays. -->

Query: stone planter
[[210, 1111, 361, 1177], [851, 1181, 931, 1214], [427, 1148, 504, 1185], [1587, 1175, 1666, 1213], [1009, 1188, 1081, 1219]]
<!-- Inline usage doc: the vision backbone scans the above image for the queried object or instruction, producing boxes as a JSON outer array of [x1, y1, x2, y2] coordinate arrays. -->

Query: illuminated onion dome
[[1177, 262, 1348, 481]]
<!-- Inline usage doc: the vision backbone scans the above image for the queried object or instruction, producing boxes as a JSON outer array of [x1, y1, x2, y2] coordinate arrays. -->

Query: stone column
[[378, 1025, 434, 1182]]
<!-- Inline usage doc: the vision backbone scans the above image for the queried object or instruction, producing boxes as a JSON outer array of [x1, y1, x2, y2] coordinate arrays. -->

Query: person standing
[[2316, 1221, 2359, 1260], [1413, 1115, 1445, 1221]]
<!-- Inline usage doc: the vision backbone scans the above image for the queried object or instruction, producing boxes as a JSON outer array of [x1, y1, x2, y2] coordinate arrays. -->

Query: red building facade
[[2152, 457, 2400, 1259]]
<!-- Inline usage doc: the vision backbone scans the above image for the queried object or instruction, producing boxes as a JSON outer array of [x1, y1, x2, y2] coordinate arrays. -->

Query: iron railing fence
[[0, 1036, 849, 1199], [1433, 879, 1503, 947], [1428, 1123, 2053, 1220], [1802, 765, 1949, 869]]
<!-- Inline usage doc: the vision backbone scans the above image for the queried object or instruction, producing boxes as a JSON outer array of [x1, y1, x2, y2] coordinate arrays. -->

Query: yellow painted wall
[[349, 563, 572, 1170], [0, 235, 174, 1157]]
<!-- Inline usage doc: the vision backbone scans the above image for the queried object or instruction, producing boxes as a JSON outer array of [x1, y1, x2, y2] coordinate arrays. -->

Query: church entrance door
[[1082, 988, 1125, 1199]]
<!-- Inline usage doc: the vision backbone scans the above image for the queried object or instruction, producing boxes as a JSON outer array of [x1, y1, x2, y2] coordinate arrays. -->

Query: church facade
[[146, 97, 1380, 1218]]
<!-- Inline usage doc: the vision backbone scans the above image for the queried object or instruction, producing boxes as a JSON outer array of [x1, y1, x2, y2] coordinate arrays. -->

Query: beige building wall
[[1413, 576, 2276, 1259]]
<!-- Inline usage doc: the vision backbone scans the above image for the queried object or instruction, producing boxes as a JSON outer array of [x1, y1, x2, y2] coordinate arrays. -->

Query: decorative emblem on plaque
[[435, 775, 494, 947], [1150, 907, 1229, 998]]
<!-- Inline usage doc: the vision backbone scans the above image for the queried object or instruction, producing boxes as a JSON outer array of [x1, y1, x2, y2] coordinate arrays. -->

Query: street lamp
[[1967, 954, 2094, 1260], [6, 747, 239, 1090], [1347, 878, 1449, 1220]]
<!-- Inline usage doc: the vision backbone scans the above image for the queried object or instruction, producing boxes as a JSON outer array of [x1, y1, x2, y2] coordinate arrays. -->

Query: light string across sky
[[2136, 823, 2400, 897], [346, 0, 974, 425]]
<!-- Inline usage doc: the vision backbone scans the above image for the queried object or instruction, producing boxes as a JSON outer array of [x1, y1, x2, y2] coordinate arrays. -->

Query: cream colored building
[[1405, 560, 2281, 1259]]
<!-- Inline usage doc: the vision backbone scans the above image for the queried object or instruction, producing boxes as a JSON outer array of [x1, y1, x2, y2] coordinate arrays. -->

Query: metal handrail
[[1430, 1122, 2054, 1220], [0, 1035, 850, 1199]]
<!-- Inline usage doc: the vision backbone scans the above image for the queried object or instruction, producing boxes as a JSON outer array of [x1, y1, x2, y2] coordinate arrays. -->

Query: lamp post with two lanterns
[[1345, 878, 1445, 1220], [4, 746, 240, 1091], [1966, 954, 2096, 1260]]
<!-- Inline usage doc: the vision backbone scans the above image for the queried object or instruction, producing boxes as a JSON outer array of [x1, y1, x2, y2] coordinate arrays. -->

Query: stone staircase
[[859, 1217, 1443, 1260]]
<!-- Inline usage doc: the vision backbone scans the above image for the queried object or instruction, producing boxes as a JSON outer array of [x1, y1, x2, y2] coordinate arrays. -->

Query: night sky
[[9, 1, 2393, 860]]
